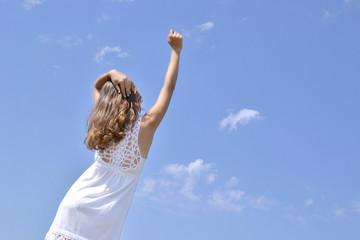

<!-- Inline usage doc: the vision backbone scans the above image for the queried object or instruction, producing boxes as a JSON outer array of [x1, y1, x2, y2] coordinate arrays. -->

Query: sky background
[[1, 0, 360, 239]]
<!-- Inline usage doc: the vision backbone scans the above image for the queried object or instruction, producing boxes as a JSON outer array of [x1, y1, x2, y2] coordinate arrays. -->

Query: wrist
[[172, 49, 181, 57]]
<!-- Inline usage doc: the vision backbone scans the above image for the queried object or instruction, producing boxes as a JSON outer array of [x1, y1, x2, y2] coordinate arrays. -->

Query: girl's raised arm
[[144, 29, 183, 132]]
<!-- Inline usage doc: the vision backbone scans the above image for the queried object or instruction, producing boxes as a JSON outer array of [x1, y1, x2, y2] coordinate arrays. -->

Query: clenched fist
[[168, 29, 183, 53]]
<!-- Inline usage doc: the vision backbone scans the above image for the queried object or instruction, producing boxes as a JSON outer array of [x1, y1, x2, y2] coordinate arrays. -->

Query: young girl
[[45, 29, 183, 240]]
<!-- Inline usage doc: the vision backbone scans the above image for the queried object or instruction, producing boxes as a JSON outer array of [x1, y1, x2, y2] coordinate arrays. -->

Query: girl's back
[[46, 114, 147, 240], [45, 29, 183, 240]]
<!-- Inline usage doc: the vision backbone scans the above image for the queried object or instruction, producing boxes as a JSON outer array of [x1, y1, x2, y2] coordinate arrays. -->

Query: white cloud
[[180, 21, 215, 46], [226, 176, 239, 188], [322, 0, 360, 19], [284, 214, 305, 223], [38, 34, 51, 42], [206, 173, 216, 184], [52, 65, 60, 75], [181, 28, 191, 38], [164, 159, 213, 201], [22, 0, 44, 10], [208, 190, 275, 212], [195, 35, 204, 44], [247, 195, 275, 210], [333, 205, 344, 216], [352, 201, 360, 213], [208, 189, 245, 213], [343, 0, 360, 6], [56, 35, 82, 49], [196, 21, 214, 32], [97, 12, 111, 23], [220, 108, 264, 132], [37, 34, 83, 49], [137, 158, 275, 215], [94, 46, 129, 63], [305, 198, 314, 207], [237, 17, 248, 23], [142, 178, 156, 194], [323, 9, 334, 19]]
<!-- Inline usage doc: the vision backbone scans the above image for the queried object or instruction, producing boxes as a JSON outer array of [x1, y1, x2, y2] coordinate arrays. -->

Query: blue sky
[[1, 0, 360, 239]]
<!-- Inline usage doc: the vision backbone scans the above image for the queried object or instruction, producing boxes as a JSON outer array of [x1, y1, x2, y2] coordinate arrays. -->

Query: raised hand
[[109, 69, 136, 98], [167, 29, 183, 53]]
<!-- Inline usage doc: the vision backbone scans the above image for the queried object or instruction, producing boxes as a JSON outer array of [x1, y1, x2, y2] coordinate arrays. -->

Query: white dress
[[45, 114, 147, 240]]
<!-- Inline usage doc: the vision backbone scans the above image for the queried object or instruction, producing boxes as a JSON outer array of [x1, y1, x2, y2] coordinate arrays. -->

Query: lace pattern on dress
[[45, 228, 89, 240], [45, 231, 71, 240], [96, 115, 143, 170]]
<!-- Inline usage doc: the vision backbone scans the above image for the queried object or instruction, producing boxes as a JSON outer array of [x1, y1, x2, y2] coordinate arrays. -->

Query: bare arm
[[93, 69, 135, 106], [93, 71, 111, 106], [145, 30, 183, 132]]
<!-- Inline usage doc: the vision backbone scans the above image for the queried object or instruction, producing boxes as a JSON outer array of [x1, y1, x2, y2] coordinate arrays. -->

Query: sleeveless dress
[[45, 114, 146, 240]]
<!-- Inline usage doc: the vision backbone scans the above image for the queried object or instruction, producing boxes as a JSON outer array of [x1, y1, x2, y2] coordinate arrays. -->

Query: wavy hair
[[84, 80, 143, 151]]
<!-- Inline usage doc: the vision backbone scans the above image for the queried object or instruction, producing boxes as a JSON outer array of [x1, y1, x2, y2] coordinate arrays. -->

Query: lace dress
[[45, 114, 146, 240]]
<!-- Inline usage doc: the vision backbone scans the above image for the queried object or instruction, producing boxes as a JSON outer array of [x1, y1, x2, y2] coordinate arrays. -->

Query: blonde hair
[[84, 80, 143, 151]]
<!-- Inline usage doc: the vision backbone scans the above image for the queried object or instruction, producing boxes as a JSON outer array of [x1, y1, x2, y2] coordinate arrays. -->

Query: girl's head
[[84, 80, 143, 151]]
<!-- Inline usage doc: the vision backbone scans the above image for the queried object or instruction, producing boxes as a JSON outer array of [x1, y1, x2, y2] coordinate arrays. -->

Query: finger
[[170, 29, 174, 34], [176, 32, 180, 37], [119, 82, 126, 98], [110, 80, 120, 94], [125, 82, 131, 97], [116, 85, 121, 94], [132, 83, 137, 94], [113, 81, 121, 94]]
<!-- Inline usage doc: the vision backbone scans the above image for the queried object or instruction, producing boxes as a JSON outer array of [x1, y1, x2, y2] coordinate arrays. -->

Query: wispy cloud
[[137, 159, 275, 214], [51, 64, 61, 77], [22, 0, 44, 10], [323, 9, 335, 19], [305, 198, 314, 207], [163, 159, 214, 201], [323, 0, 360, 19], [343, 0, 360, 7], [179, 21, 215, 45], [352, 201, 360, 213], [56, 35, 82, 49], [208, 189, 245, 213], [38, 34, 51, 43], [220, 108, 264, 132], [284, 214, 305, 223], [37, 34, 83, 49], [196, 21, 215, 32], [97, 12, 111, 23], [52, 64, 60, 73], [247, 195, 276, 210], [237, 17, 248, 23], [206, 173, 216, 184], [94, 46, 129, 63], [333, 205, 345, 216], [226, 176, 240, 188]]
